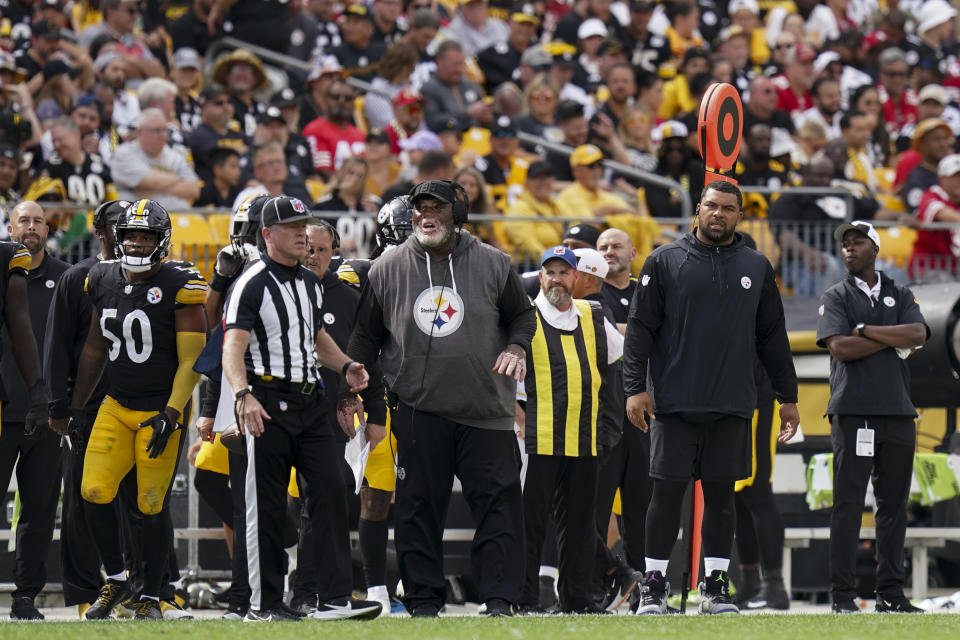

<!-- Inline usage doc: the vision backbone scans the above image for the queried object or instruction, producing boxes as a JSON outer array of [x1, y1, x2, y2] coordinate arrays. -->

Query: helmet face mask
[[114, 199, 171, 273], [375, 196, 414, 254], [231, 194, 271, 255]]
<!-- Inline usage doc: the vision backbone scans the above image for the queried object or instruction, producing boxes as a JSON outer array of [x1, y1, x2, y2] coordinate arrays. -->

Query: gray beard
[[414, 223, 454, 248], [545, 285, 571, 307]]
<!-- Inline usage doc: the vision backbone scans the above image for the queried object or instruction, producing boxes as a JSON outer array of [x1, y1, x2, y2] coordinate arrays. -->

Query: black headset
[[311, 217, 341, 250], [447, 180, 470, 227], [412, 180, 470, 226]]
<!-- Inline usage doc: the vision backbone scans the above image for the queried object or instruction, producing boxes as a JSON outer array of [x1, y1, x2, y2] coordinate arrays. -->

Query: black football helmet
[[114, 199, 172, 272], [231, 193, 272, 254], [375, 196, 414, 254]]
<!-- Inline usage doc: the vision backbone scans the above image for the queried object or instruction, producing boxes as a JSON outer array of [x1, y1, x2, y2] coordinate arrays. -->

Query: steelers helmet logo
[[323, 312, 336, 325], [883, 296, 895, 307], [147, 286, 163, 304], [413, 286, 465, 337], [741, 276, 752, 290]]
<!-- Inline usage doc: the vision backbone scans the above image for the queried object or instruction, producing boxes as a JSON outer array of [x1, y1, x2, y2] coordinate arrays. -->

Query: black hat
[[410, 180, 458, 205], [257, 105, 286, 125], [490, 113, 516, 136], [555, 99, 585, 122], [270, 88, 298, 108], [73, 93, 104, 119], [262, 196, 313, 227], [0, 142, 16, 161], [630, 1, 653, 11], [527, 160, 554, 179], [33, 19, 61, 40], [93, 199, 131, 229], [366, 128, 391, 144], [436, 116, 467, 134], [42, 59, 81, 82], [562, 223, 602, 248], [597, 37, 625, 57], [200, 86, 229, 103]]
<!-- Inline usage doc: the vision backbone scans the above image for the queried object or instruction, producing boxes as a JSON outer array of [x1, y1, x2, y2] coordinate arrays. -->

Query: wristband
[[342, 361, 355, 376], [235, 388, 252, 400]]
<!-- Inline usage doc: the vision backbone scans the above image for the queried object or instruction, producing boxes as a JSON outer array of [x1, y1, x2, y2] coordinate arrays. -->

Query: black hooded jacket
[[623, 230, 798, 418]]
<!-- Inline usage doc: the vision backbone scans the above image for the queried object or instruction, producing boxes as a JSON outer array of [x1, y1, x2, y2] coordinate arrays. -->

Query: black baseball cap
[[258, 105, 285, 125], [366, 128, 391, 145], [262, 196, 312, 227], [410, 180, 458, 205], [490, 114, 516, 136], [597, 38, 625, 57], [43, 59, 81, 82], [270, 88, 298, 108], [33, 19, 61, 40], [200, 86, 229, 103], [0, 142, 16, 161], [93, 199, 131, 229], [344, 3, 373, 21], [527, 160, 554, 179], [436, 116, 467, 134], [73, 93, 104, 119], [563, 224, 601, 247]]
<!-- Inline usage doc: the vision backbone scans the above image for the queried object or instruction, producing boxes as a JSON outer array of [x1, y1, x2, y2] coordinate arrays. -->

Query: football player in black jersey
[[42, 117, 118, 208], [335, 195, 413, 290], [69, 199, 207, 620]]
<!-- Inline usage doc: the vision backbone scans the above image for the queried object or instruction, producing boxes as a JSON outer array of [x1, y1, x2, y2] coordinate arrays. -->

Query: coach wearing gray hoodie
[[348, 180, 536, 618]]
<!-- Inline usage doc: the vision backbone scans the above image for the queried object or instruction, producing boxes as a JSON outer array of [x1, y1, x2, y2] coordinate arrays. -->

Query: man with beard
[[625, 181, 800, 615], [733, 123, 789, 218], [302, 79, 366, 180], [0, 201, 66, 620], [347, 180, 536, 617], [518, 245, 624, 614], [797, 77, 842, 141]]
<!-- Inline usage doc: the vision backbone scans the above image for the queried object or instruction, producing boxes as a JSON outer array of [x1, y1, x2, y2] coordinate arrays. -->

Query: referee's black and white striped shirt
[[224, 253, 324, 385]]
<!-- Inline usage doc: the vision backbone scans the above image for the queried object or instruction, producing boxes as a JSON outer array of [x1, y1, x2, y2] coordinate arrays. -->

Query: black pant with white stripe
[[244, 386, 351, 612]]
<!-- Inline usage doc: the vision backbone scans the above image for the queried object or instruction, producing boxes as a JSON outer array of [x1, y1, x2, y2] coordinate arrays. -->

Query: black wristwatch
[[856, 323, 866, 337]]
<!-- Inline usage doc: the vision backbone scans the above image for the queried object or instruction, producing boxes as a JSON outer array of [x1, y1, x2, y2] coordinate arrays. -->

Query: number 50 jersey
[[85, 260, 207, 411]]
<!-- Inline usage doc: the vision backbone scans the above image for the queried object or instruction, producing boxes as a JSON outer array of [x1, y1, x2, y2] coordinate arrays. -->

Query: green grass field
[[1, 614, 959, 640]]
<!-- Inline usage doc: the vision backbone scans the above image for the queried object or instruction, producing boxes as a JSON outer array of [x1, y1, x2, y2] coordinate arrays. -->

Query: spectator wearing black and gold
[[475, 115, 528, 212], [546, 100, 590, 184], [329, 3, 387, 82], [195, 147, 242, 208], [476, 4, 540, 96], [188, 86, 247, 184], [644, 120, 702, 216], [42, 117, 118, 208], [734, 123, 790, 218], [0, 143, 21, 230]]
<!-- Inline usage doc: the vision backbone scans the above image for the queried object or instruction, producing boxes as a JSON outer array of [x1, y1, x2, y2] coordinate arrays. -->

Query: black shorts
[[649, 412, 751, 482]]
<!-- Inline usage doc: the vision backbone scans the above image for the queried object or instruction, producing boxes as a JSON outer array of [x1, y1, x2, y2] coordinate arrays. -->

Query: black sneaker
[[222, 605, 248, 620], [698, 570, 739, 615], [832, 598, 860, 614], [310, 597, 382, 620], [86, 579, 132, 620], [132, 597, 163, 620], [538, 575, 559, 612], [604, 565, 643, 611], [410, 603, 440, 618], [482, 598, 514, 617], [636, 571, 670, 615], [290, 593, 318, 615], [244, 607, 302, 622], [876, 595, 924, 613], [10, 596, 43, 620], [746, 580, 790, 610]]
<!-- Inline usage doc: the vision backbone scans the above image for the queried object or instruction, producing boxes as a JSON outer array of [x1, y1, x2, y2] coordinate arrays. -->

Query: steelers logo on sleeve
[[413, 286, 465, 337]]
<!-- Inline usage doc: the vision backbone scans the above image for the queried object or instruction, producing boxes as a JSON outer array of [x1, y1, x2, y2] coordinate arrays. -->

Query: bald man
[[594, 228, 651, 611], [598, 228, 637, 334], [0, 201, 68, 619]]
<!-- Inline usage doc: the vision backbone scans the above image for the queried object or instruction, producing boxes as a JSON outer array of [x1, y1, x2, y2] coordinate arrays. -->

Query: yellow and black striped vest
[[525, 299, 607, 457]]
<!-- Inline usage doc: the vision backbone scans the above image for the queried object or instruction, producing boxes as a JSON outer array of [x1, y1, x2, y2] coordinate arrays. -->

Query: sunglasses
[[882, 70, 907, 77], [493, 130, 517, 138], [774, 43, 794, 50], [328, 93, 354, 102]]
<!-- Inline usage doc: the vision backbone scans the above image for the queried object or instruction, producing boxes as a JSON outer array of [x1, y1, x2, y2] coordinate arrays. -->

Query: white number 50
[[100, 308, 153, 363]]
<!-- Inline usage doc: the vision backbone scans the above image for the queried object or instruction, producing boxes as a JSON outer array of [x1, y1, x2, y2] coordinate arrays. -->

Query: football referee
[[222, 196, 380, 622]]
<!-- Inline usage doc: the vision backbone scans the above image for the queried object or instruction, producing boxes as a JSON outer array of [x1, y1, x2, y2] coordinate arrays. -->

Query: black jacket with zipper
[[623, 230, 798, 419]]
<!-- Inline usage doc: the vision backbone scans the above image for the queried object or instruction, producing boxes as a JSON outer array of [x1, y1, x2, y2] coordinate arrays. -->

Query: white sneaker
[[367, 586, 391, 618], [311, 597, 382, 620]]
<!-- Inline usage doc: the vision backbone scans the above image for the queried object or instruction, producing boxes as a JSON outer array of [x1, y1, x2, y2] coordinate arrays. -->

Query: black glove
[[68, 408, 88, 455], [210, 246, 245, 292], [139, 410, 180, 459], [23, 380, 50, 440]]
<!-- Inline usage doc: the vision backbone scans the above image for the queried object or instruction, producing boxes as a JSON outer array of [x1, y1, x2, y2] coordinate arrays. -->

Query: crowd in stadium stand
[[1, 0, 960, 278]]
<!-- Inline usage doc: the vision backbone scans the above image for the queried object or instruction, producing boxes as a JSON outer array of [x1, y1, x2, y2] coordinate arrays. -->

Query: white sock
[[142, 595, 159, 602], [367, 585, 388, 600], [538, 565, 559, 580], [645, 558, 668, 574], [106, 571, 126, 582], [704, 557, 730, 574]]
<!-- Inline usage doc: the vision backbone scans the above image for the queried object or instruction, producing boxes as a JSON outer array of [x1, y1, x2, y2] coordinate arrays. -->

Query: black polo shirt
[[816, 272, 928, 417], [601, 278, 636, 325]]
